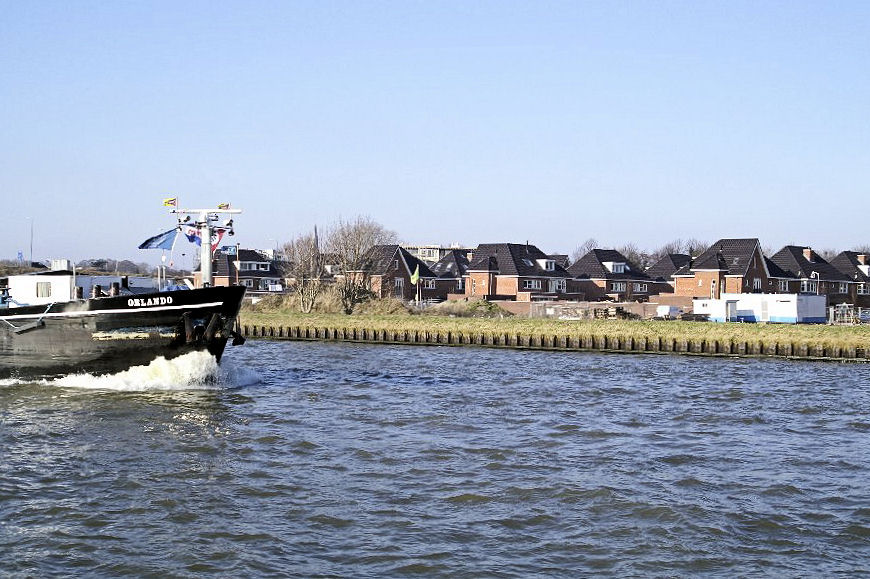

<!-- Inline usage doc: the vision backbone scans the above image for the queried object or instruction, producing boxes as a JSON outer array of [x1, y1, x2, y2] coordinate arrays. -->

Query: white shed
[[692, 293, 826, 324]]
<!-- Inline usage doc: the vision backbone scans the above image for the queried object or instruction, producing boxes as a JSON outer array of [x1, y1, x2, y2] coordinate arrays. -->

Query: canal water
[[1, 341, 869, 577]]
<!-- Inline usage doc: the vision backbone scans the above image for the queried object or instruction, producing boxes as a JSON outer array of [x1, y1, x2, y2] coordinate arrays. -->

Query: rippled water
[[2, 341, 870, 577]]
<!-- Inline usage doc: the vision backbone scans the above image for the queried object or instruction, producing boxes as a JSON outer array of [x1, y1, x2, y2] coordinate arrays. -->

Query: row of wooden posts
[[240, 325, 868, 362]]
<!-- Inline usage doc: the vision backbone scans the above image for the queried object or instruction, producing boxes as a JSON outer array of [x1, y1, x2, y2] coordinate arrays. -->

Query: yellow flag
[[217, 202, 230, 209], [410, 264, 420, 285], [163, 197, 177, 207]]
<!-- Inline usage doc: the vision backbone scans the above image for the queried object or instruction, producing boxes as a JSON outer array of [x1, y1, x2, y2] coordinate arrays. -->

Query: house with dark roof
[[768, 246, 853, 306], [462, 243, 579, 301], [830, 251, 870, 308], [403, 244, 474, 266], [358, 245, 438, 301], [429, 249, 470, 299], [673, 238, 770, 299], [199, 248, 284, 292], [645, 253, 691, 289], [567, 249, 656, 301]]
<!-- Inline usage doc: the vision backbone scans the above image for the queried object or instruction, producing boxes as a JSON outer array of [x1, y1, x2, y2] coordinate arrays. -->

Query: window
[[632, 283, 647, 293], [839, 283, 849, 294], [258, 263, 270, 271], [241, 279, 254, 288], [550, 279, 566, 293], [611, 282, 626, 292], [778, 280, 789, 292], [523, 279, 542, 290], [859, 283, 868, 295], [698, 279, 703, 287], [394, 260, 399, 270], [753, 278, 762, 290], [800, 280, 818, 293], [472, 278, 477, 295], [36, 282, 51, 297], [394, 278, 404, 288], [456, 279, 465, 291], [423, 279, 436, 289]]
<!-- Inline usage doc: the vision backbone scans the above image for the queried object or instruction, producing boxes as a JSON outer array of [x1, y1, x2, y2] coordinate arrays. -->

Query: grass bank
[[240, 310, 870, 351]]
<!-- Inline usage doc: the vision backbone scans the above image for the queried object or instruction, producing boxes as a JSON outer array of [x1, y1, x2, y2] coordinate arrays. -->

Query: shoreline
[[238, 314, 870, 363]]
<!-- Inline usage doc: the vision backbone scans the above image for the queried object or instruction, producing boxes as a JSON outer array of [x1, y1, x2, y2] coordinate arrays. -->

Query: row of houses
[[201, 239, 870, 309], [362, 239, 870, 309]]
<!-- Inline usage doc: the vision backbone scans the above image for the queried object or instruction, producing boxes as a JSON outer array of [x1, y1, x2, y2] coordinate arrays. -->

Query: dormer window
[[603, 262, 626, 274], [536, 259, 555, 271]]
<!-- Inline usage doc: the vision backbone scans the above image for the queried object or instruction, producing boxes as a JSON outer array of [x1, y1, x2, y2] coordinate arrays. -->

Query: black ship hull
[[0, 285, 246, 379]]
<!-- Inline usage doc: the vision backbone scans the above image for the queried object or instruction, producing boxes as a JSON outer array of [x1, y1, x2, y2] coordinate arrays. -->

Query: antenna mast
[[171, 207, 241, 287]]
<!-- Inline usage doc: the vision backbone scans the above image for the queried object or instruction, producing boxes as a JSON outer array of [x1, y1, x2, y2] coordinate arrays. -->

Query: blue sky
[[2, 1, 868, 266]]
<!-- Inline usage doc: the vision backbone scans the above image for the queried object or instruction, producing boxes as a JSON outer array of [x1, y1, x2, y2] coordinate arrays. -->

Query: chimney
[[803, 247, 814, 262], [858, 254, 867, 266]]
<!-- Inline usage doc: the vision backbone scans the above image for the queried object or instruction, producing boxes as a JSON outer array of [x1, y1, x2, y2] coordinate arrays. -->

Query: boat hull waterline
[[0, 286, 246, 379]]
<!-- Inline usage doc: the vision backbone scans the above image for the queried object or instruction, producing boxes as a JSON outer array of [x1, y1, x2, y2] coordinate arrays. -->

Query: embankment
[[238, 313, 870, 363]]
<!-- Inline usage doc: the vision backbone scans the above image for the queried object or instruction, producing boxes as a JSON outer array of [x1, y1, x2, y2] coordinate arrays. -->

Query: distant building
[[429, 249, 471, 298], [829, 251, 870, 308], [568, 249, 654, 301], [196, 248, 284, 292], [463, 243, 578, 301], [354, 245, 438, 301], [673, 238, 770, 298], [403, 244, 474, 266], [768, 246, 853, 306]]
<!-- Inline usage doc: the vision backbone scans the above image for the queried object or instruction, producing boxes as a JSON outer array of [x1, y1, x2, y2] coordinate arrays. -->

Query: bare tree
[[648, 239, 686, 263], [852, 244, 870, 255], [684, 238, 709, 257], [816, 247, 839, 262], [282, 228, 325, 313], [617, 242, 650, 269], [571, 238, 598, 263], [325, 216, 398, 314]]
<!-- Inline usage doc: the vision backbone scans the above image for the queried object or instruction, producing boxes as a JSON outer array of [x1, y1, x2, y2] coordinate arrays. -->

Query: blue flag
[[138, 228, 179, 250]]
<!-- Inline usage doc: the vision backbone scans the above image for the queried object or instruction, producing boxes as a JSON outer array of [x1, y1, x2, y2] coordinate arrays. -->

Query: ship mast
[[171, 207, 241, 287]]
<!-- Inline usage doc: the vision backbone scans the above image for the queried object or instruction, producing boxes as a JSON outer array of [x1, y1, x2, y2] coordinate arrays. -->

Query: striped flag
[[163, 197, 178, 207], [217, 202, 230, 209]]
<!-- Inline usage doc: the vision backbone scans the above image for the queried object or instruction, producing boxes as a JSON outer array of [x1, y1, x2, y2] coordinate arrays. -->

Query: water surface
[[1, 341, 869, 577]]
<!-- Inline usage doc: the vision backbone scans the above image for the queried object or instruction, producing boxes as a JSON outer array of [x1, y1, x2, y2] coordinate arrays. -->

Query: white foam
[[42, 351, 261, 392]]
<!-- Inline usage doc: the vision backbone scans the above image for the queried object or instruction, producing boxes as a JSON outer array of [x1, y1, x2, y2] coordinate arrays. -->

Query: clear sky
[[2, 1, 868, 267]]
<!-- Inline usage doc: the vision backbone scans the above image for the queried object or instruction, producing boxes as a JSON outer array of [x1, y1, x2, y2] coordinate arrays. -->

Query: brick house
[[360, 245, 438, 301], [768, 246, 854, 306], [829, 251, 870, 308], [463, 243, 579, 301], [673, 238, 770, 299], [645, 253, 691, 291], [429, 249, 470, 300], [197, 248, 283, 292], [567, 249, 656, 301]]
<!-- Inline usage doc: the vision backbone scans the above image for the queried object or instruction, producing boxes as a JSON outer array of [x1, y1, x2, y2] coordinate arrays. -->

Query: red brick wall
[[675, 271, 725, 298]]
